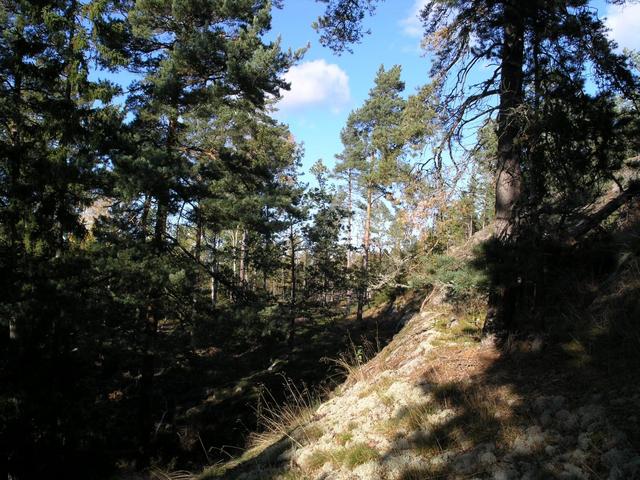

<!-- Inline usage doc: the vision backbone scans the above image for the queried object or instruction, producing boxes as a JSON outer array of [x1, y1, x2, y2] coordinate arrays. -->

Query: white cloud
[[400, 0, 428, 38], [277, 59, 351, 113], [605, 3, 640, 51]]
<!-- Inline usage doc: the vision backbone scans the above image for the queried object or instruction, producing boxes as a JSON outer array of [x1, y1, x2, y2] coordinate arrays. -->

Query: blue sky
[[268, 0, 640, 180], [269, 0, 434, 178]]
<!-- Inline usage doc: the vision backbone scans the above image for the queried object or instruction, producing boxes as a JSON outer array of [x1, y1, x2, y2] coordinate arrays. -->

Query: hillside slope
[[191, 279, 639, 480], [184, 199, 640, 480]]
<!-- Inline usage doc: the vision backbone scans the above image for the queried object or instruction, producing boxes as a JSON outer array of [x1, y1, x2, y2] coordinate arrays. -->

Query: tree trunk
[[210, 234, 218, 308], [288, 224, 296, 347], [191, 211, 203, 346], [347, 170, 353, 269], [239, 228, 248, 285], [138, 108, 174, 465], [346, 169, 354, 313], [138, 193, 167, 466], [357, 187, 373, 322], [7, 55, 22, 343], [140, 194, 151, 237], [484, 0, 525, 335], [494, 0, 524, 240], [232, 226, 238, 280]]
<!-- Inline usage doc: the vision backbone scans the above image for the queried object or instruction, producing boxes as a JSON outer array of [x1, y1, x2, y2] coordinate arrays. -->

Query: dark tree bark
[[484, 0, 525, 335], [357, 187, 373, 322], [288, 224, 297, 347], [494, 0, 524, 241]]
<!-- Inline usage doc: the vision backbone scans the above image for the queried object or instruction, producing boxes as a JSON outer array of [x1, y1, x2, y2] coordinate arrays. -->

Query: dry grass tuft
[[249, 376, 321, 451], [324, 335, 381, 385]]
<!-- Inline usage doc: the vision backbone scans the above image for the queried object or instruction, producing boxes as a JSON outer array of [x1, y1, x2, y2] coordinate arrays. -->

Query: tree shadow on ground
[[205, 222, 640, 479], [152, 292, 421, 473], [387, 221, 640, 478]]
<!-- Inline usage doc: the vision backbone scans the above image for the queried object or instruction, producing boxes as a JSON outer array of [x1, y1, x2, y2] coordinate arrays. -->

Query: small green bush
[[409, 253, 488, 302]]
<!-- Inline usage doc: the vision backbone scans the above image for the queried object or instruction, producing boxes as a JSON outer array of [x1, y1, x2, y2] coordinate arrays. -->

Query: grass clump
[[306, 449, 334, 471], [336, 431, 353, 446], [305, 443, 379, 472], [336, 443, 380, 469], [301, 424, 324, 444], [327, 336, 381, 384], [276, 470, 307, 480], [250, 378, 320, 451], [195, 445, 265, 479], [397, 402, 439, 431]]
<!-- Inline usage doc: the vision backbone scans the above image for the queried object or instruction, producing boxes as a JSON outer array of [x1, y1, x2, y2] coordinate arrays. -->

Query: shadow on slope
[[192, 215, 640, 480], [389, 220, 640, 478]]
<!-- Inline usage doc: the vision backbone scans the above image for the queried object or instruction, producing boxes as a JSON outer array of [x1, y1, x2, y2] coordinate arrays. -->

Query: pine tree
[[317, 0, 638, 332], [89, 0, 300, 465], [339, 64, 408, 320], [0, 0, 123, 475]]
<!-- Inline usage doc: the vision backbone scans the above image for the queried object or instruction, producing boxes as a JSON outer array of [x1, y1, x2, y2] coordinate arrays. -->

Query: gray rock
[[623, 456, 640, 476], [566, 448, 588, 464], [577, 432, 590, 450], [545, 445, 558, 456], [520, 468, 541, 480], [578, 404, 604, 428], [603, 429, 627, 449], [430, 451, 454, 469], [551, 396, 567, 411], [534, 395, 565, 413], [608, 466, 625, 480], [479, 451, 497, 466], [513, 426, 546, 455], [540, 409, 553, 427]]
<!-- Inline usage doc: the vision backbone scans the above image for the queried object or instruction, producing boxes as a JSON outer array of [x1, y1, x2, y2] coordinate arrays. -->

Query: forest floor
[[190, 286, 640, 480], [146, 216, 640, 480], [141, 295, 417, 474], [187, 283, 640, 480]]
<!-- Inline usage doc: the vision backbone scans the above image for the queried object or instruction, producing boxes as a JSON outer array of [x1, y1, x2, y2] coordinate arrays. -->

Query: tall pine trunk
[[138, 193, 167, 466], [346, 170, 354, 314], [191, 211, 203, 346], [484, 0, 525, 335], [288, 224, 296, 347], [357, 187, 372, 322], [494, 0, 524, 240], [210, 234, 218, 308], [239, 228, 248, 285]]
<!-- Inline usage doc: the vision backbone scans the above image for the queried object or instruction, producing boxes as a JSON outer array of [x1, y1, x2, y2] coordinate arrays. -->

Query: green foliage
[[2, 0, 639, 478], [313, 0, 383, 53], [411, 253, 488, 303]]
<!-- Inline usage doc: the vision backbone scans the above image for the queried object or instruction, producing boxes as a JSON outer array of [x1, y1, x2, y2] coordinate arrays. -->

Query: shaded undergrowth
[[141, 291, 421, 476]]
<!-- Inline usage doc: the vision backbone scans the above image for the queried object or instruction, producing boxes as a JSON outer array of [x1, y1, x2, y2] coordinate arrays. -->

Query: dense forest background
[[1, 0, 639, 479]]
